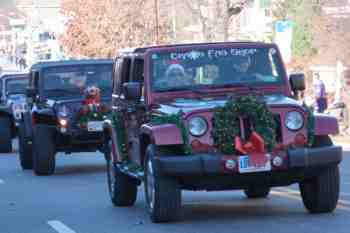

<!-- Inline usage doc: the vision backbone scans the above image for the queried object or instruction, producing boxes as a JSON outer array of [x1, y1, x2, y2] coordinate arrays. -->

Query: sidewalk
[[332, 135, 350, 150]]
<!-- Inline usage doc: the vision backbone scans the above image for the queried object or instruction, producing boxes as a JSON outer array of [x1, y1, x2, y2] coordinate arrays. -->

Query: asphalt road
[[1, 141, 350, 233]]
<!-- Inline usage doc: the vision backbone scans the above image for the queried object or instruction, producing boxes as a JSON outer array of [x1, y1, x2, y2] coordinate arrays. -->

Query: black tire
[[299, 136, 340, 213], [18, 121, 33, 169], [0, 116, 12, 153], [106, 153, 138, 206], [32, 124, 56, 176], [300, 165, 339, 213], [244, 187, 271, 198], [144, 144, 181, 223]]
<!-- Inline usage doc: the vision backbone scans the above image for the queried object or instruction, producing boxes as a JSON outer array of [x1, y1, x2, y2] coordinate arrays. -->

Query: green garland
[[111, 112, 129, 161], [151, 111, 192, 154], [78, 110, 106, 127], [111, 112, 144, 178], [212, 96, 277, 154], [303, 103, 315, 147]]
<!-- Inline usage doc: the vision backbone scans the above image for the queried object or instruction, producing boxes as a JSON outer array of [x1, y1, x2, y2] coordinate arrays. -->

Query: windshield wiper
[[46, 88, 81, 95], [213, 83, 263, 93], [156, 86, 207, 94]]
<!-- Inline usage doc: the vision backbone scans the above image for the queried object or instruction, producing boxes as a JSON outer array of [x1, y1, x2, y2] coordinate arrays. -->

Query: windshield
[[151, 47, 285, 92], [5, 77, 29, 94], [42, 64, 112, 97]]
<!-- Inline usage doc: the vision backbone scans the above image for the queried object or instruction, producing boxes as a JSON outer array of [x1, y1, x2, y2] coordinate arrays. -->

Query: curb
[[334, 143, 350, 151]]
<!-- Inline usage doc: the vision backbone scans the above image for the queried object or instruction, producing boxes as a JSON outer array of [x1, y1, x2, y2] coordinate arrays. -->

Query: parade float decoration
[[77, 86, 109, 129], [212, 96, 277, 157]]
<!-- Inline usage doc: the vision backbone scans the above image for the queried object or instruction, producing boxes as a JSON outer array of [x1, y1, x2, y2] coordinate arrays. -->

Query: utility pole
[[154, 0, 160, 44], [171, 1, 177, 42]]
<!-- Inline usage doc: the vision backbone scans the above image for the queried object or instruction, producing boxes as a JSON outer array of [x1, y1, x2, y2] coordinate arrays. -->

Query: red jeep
[[103, 42, 342, 223]]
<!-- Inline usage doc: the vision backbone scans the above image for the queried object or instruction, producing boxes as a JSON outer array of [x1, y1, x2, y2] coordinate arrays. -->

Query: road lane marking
[[277, 188, 350, 202], [275, 187, 299, 194], [47, 221, 76, 233], [273, 188, 350, 212], [0, 179, 4, 184], [271, 190, 301, 201], [336, 143, 350, 150], [338, 199, 350, 206]]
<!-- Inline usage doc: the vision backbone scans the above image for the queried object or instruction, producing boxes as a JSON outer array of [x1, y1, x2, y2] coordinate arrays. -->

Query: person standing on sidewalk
[[342, 74, 350, 134], [314, 72, 328, 113]]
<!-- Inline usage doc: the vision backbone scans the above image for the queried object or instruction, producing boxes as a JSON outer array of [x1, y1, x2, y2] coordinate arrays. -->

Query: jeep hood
[[155, 94, 302, 115]]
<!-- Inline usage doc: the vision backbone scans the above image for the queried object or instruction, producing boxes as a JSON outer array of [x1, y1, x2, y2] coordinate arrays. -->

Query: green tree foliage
[[273, 0, 321, 58]]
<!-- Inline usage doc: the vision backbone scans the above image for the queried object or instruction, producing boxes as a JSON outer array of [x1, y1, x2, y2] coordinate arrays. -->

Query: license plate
[[87, 121, 103, 132], [238, 155, 271, 173], [13, 103, 26, 113]]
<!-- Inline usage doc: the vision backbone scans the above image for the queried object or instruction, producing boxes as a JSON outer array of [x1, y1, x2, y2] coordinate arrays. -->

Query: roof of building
[[16, 0, 61, 23]]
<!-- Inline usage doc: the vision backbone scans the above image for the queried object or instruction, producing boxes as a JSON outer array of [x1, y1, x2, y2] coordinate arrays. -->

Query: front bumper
[[55, 127, 104, 152], [154, 146, 342, 176]]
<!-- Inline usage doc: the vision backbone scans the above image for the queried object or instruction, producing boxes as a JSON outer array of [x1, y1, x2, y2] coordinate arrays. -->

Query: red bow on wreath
[[235, 132, 268, 167]]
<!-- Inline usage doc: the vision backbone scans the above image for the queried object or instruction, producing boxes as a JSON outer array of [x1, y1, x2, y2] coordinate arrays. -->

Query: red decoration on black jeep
[[83, 86, 101, 105], [77, 86, 109, 128]]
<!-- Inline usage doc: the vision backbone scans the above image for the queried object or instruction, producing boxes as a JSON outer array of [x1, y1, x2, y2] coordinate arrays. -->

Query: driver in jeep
[[154, 64, 192, 89]]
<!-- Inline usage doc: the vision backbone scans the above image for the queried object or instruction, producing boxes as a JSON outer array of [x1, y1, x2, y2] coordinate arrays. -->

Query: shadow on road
[[181, 202, 308, 223], [54, 164, 106, 176], [105, 192, 325, 224]]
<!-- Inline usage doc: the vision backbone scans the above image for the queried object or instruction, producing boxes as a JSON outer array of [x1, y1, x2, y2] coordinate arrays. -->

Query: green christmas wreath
[[77, 109, 107, 128], [212, 95, 277, 154], [303, 103, 315, 147]]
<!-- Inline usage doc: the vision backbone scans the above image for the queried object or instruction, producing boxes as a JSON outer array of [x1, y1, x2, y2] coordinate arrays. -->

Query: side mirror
[[289, 73, 306, 92], [26, 87, 36, 98], [123, 82, 142, 101]]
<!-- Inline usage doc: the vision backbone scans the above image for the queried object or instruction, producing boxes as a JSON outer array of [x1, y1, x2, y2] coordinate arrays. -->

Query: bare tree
[[60, 0, 170, 58], [184, 0, 251, 42]]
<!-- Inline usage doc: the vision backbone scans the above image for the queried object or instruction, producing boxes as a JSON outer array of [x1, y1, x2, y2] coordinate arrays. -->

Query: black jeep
[[0, 73, 29, 153], [18, 60, 113, 175]]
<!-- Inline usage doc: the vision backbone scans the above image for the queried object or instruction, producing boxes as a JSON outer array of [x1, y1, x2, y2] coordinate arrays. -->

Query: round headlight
[[189, 117, 208, 137], [285, 111, 304, 131]]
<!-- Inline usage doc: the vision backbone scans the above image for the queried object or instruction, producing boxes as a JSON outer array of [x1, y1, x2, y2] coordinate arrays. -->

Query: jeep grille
[[239, 114, 282, 143]]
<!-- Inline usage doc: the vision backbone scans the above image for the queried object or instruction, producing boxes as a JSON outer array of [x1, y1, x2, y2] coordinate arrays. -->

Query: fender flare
[[140, 123, 184, 146], [314, 114, 339, 136]]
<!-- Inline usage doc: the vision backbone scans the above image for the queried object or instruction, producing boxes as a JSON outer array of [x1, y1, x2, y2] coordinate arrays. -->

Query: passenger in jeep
[[43, 66, 112, 97], [154, 63, 189, 89], [152, 48, 280, 91]]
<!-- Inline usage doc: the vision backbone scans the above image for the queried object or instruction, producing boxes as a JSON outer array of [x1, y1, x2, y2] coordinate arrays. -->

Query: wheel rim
[[146, 159, 155, 210]]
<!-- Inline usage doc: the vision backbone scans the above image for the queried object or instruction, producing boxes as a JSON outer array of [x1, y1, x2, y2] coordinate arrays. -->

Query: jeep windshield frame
[[5, 76, 29, 95], [144, 43, 291, 105], [39, 64, 113, 99]]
